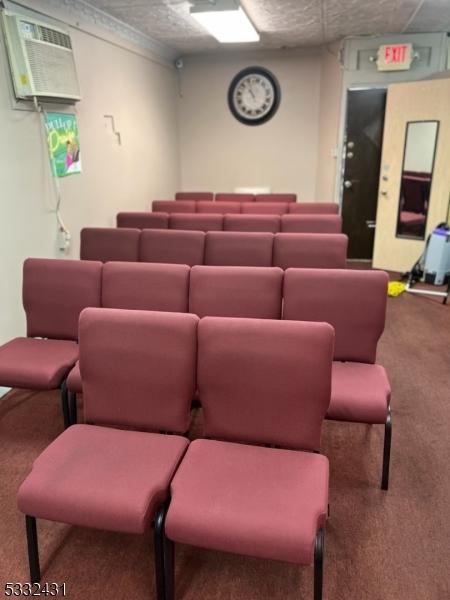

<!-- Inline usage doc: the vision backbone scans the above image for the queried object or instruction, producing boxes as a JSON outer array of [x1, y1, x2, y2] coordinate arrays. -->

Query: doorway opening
[[341, 88, 387, 259]]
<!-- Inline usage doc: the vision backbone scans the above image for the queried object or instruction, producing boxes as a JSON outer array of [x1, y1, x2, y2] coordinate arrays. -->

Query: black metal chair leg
[[154, 504, 167, 600], [381, 406, 392, 491], [69, 391, 78, 425], [60, 381, 70, 429], [25, 516, 40, 583], [314, 528, 324, 600]]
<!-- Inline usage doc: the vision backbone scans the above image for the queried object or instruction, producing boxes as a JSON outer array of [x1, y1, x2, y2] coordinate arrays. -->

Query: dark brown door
[[342, 89, 387, 259]]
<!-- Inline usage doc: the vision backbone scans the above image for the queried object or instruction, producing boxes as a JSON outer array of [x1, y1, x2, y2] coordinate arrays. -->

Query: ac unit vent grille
[[25, 39, 80, 97], [37, 25, 72, 49]]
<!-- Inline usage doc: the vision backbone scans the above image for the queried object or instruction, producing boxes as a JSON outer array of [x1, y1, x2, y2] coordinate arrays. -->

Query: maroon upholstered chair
[[80, 228, 140, 262], [18, 308, 197, 596], [215, 193, 255, 202], [140, 229, 205, 266], [169, 213, 223, 232], [255, 193, 297, 203], [224, 214, 280, 233], [0, 259, 102, 428], [189, 266, 283, 319], [242, 201, 289, 215], [204, 231, 273, 267], [273, 233, 348, 270], [152, 200, 196, 213], [175, 191, 213, 201], [283, 268, 391, 489], [102, 262, 190, 312], [196, 201, 241, 214], [117, 212, 169, 229], [164, 317, 334, 600], [289, 203, 339, 215], [281, 215, 343, 234], [67, 262, 191, 422]]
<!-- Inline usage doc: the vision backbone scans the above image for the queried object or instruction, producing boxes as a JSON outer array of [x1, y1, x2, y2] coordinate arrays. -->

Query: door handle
[[380, 191, 387, 196], [344, 180, 352, 189], [366, 220, 376, 229]]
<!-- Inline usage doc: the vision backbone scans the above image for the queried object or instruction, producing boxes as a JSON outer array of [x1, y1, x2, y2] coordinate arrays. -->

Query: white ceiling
[[86, 0, 450, 54]]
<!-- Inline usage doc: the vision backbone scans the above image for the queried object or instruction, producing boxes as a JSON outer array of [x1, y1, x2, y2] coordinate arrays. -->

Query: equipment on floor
[[403, 224, 450, 304]]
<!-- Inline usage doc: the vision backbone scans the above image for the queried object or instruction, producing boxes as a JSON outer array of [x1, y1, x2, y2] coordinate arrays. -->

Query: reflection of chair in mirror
[[396, 120, 439, 240], [398, 171, 430, 237]]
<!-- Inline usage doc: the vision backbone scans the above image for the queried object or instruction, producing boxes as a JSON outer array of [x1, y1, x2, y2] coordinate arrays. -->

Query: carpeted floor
[[0, 290, 449, 600]]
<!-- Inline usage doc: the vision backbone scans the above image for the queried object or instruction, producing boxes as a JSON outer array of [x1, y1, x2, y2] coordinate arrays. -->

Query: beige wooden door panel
[[373, 79, 450, 273]]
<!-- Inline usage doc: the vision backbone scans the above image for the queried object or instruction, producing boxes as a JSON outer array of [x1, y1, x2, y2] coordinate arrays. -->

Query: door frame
[[334, 33, 449, 210]]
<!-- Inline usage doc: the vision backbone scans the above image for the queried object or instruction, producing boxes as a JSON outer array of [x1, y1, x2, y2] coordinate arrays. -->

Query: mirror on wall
[[396, 120, 439, 240]]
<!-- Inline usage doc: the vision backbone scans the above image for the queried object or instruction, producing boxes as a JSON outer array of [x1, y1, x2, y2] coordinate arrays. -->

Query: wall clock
[[228, 66, 281, 126]]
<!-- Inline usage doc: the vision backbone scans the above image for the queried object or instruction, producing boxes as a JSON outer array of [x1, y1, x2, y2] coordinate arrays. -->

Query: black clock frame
[[227, 66, 281, 126]]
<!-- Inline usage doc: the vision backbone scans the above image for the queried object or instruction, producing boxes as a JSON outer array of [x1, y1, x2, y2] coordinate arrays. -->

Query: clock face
[[228, 67, 280, 126]]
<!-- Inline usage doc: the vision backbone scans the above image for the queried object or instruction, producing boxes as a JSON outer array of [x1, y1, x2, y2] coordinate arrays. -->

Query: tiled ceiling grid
[[86, 0, 450, 54]]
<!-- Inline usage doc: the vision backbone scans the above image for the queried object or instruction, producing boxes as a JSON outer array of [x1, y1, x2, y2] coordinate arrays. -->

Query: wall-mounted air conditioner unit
[[1, 10, 81, 102]]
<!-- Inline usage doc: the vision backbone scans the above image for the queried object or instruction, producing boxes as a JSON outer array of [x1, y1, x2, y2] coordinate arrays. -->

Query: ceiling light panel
[[190, 1, 260, 43]]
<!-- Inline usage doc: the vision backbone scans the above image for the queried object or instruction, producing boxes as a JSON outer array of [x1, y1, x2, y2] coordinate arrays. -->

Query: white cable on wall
[[33, 96, 71, 252]]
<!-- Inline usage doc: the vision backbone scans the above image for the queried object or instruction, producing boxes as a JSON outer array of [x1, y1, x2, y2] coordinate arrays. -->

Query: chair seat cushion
[[18, 424, 189, 534], [67, 362, 82, 393], [0, 338, 78, 390], [166, 439, 328, 565], [329, 361, 390, 424]]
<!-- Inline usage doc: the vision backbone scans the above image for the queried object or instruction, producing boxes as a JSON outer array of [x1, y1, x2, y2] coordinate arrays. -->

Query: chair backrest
[[140, 229, 205, 267], [204, 231, 273, 267], [255, 193, 297, 203], [283, 268, 388, 363], [215, 193, 255, 203], [117, 212, 169, 229], [241, 202, 289, 215], [288, 202, 339, 215], [102, 262, 190, 313], [189, 266, 283, 319], [196, 201, 241, 214], [281, 215, 342, 234], [198, 317, 334, 450], [175, 192, 213, 201], [79, 308, 198, 433], [170, 213, 223, 232], [80, 228, 140, 262], [23, 258, 102, 341], [273, 233, 348, 269], [152, 200, 196, 213], [224, 214, 280, 233]]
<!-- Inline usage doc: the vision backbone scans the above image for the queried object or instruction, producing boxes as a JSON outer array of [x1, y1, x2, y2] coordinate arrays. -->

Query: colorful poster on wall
[[44, 112, 81, 177]]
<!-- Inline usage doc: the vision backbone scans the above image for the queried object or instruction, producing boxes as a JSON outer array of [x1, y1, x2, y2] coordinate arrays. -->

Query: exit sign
[[376, 44, 413, 71]]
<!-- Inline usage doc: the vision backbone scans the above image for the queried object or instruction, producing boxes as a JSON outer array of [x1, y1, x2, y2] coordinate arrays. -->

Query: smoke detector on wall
[[1, 10, 81, 102]]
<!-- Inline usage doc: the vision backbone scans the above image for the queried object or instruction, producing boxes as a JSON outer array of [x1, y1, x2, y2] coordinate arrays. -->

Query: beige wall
[[0, 9, 180, 343], [316, 44, 343, 201], [177, 48, 341, 201]]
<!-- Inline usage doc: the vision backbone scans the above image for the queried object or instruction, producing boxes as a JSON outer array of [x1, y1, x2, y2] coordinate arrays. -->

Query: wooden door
[[342, 89, 387, 259], [373, 78, 450, 273]]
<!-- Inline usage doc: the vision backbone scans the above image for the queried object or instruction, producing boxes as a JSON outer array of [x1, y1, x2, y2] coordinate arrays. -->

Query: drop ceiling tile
[[406, 0, 450, 32]]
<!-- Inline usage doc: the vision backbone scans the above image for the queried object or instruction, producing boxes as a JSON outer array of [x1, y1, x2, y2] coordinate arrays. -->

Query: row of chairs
[[17, 309, 333, 600], [0, 259, 391, 488], [175, 191, 299, 202], [81, 228, 348, 268], [118, 212, 342, 234], [153, 200, 338, 215]]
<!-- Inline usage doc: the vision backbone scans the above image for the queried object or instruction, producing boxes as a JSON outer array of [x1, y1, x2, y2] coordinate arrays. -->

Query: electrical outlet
[[57, 227, 71, 252]]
